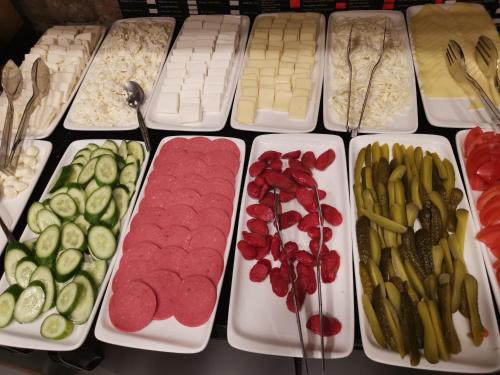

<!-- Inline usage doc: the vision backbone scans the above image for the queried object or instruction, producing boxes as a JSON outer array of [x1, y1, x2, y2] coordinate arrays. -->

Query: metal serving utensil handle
[[136, 107, 151, 152], [8, 94, 36, 166], [0, 213, 16, 244], [0, 101, 14, 167], [467, 75, 500, 123]]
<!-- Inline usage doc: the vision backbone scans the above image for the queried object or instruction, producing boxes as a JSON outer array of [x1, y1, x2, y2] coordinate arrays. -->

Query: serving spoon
[[123, 81, 151, 152]]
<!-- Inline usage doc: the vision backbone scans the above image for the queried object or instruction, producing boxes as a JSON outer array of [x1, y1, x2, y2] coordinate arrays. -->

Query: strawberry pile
[[238, 148, 342, 336]]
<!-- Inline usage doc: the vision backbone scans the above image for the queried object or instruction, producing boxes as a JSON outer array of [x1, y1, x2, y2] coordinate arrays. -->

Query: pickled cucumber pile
[[354, 142, 486, 366]]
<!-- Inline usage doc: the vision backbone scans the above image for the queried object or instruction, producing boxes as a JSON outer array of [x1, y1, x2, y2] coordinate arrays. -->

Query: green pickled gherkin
[[428, 191, 448, 230], [372, 285, 393, 348], [414, 147, 423, 171], [406, 203, 419, 227], [376, 158, 390, 186], [455, 209, 468, 259], [419, 207, 431, 232], [443, 159, 455, 198], [392, 143, 404, 166], [362, 294, 388, 348], [376, 182, 389, 218], [427, 299, 449, 361], [391, 246, 408, 282], [439, 238, 454, 275], [421, 155, 433, 194], [365, 144, 372, 167], [430, 205, 443, 245], [451, 259, 466, 313], [372, 142, 381, 163], [438, 275, 461, 354], [415, 229, 434, 277], [459, 284, 470, 319], [355, 147, 366, 185], [431, 152, 448, 180], [359, 262, 374, 299], [381, 144, 389, 161], [385, 282, 401, 312], [417, 300, 439, 364], [401, 293, 421, 366], [380, 247, 393, 281], [464, 274, 485, 347], [356, 217, 371, 264], [432, 245, 444, 276], [424, 274, 438, 301], [369, 227, 382, 266]]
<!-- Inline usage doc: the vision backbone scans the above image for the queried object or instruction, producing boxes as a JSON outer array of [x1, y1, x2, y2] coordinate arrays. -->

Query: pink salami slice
[[162, 225, 192, 249], [188, 225, 227, 255], [153, 148, 189, 166], [206, 177, 235, 200], [207, 139, 240, 158], [151, 161, 179, 176], [121, 240, 161, 258], [110, 280, 156, 332], [141, 269, 181, 320], [141, 189, 201, 210], [134, 205, 196, 228], [175, 174, 210, 195], [180, 247, 224, 285], [205, 150, 240, 176], [187, 137, 211, 152], [124, 223, 166, 249], [162, 137, 189, 151], [195, 193, 233, 215], [207, 165, 235, 183], [174, 275, 216, 327], [190, 208, 231, 236], [145, 174, 178, 194]]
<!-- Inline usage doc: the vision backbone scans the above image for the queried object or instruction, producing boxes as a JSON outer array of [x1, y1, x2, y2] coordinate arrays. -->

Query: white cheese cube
[[237, 98, 257, 124], [258, 87, 274, 109], [266, 48, 281, 60], [161, 84, 181, 93], [180, 101, 201, 123], [275, 75, 291, 85], [210, 59, 230, 69], [249, 47, 266, 60], [220, 23, 239, 33], [288, 95, 308, 119], [294, 77, 312, 91], [254, 29, 269, 40], [278, 66, 294, 76], [283, 29, 299, 42], [180, 89, 200, 99], [260, 67, 276, 77], [184, 21, 203, 29], [273, 90, 292, 112], [241, 79, 258, 88], [202, 92, 222, 112], [203, 22, 220, 31], [166, 68, 187, 79], [207, 15, 223, 23], [241, 86, 258, 97], [276, 82, 291, 92], [260, 76, 275, 88], [223, 15, 241, 24], [157, 92, 179, 114], [170, 54, 191, 63], [204, 83, 225, 94], [300, 28, 316, 41]]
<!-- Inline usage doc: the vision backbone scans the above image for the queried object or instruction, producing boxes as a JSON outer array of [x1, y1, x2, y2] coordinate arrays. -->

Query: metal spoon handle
[[8, 94, 36, 166], [0, 213, 15, 244], [136, 108, 151, 152], [0, 101, 14, 167]]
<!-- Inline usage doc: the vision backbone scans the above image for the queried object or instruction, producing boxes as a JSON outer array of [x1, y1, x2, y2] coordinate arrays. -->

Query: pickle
[[416, 229, 434, 277], [432, 245, 444, 276], [368, 258, 386, 297], [427, 299, 449, 361], [411, 178, 423, 210], [414, 147, 423, 171], [384, 299, 405, 357], [394, 180, 406, 206], [365, 144, 372, 167], [449, 188, 463, 209], [380, 248, 392, 281], [362, 189, 375, 212], [429, 205, 443, 245], [390, 275, 405, 292], [369, 227, 381, 266], [443, 159, 455, 198], [438, 275, 461, 354], [354, 183, 364, 212], [355, 147, 366, 185], [455, 209, 468, 259], [384, 229, 398, 248], [390, 203, 407, 227], [392, 143, 404, 166], [447, 189, 463, 232], [439, 238, 454, 275], [362, 294, 388, 348], [421, 155, 433, 194], [372, 142, 381, 163], [401, 293, 421, 366], [356, 216, 371, 264], [381, 144, 389, 161], [391, 246, 408, 282], [363, 166, 374, 192], [388, 181, 396, 206], [448, 235, 463, 263], [362, 209, 408, 234], [451, 259, 466, 313], [459, 284, 470, 319], [372, 286, 393, 349], [418, 207, 431, 232], [376, 158, 390, 186], [405, 146, 418, 178], [406, 203, 419, 227], [431, 152, 448, 180], [401, 233, 426, 280], [464, 274, 485, 347], [405, 259, 427, 298], [428, 191, 448, 230], [376, 182, 389, 218], [385, 282, 401, 312], [360, 262, 374, 298], [424, 274, 438, 301], [417, 300, 439, 364], [389, 165, 407, 182]]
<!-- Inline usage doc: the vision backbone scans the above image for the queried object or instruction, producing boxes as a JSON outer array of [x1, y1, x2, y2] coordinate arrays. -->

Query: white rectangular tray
[[95, 135, 246, 354], [0, 139, 149, 351], [455, 130, 500, 313], [145, 16, 250, 132], [228, 133, 354, 359], [406, 4, 498, 129], [0, 140, 52, 254], [64, 17, 176, 131], [230, 13, 325, 133], [323, 10, 418, 134], [349, 134, 500, 373]]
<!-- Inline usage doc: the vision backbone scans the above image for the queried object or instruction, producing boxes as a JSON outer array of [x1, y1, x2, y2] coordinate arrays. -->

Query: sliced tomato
[[465, 130, 497, 157], [466, 151, 491, 176], [496, 269, 500, 286], [489, 247, 500, 259], [476, 224, 500, 249], [479, 199, 500, 226], [477, 161, 500, 185], [469, 173, 490, 191], [493, 259, 500, 271], [477, 184, 500, 211]]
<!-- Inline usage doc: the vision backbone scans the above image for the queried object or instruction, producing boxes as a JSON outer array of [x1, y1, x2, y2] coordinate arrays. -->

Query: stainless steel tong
[[346, 22, 387, 137]]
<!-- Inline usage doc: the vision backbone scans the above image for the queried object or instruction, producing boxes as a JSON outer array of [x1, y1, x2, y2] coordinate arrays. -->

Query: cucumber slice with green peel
[[36, 209, 61, 232], [72, 156, 88, 166], [14, 282, 46, 323], [74, 149, 91, 160], [4, 246, 30, 285], [23, 238, 37, 251], [113, 187, 130, 219], [35, 225, 60, 265], [119, 163, 138, 185], [27, 202, 45, 233], [77, 158, 98, 185], [68, 164, 82, 184], [88, 225, 116, 260], [127, 141, 144, 165], [82, 259, 107, 287], [86, 143, 99, 152], [56, 282, 80, 316], [0, 285, 23, 328], [15, 259, 38, 288], [118, 140, 128, 160], [101, 140, 118, 153], [124, 182, 136, 198], [84, 179, 99, 197], [42, 199, 52, 210], [30, 266, 56, 312], [55, 249, 83, 283], [41, 314, 74, 340], [100, 199, 118, 228], [50, 165, 74, 193], [49, 193, 78, 220], [70, 273, 95, 324], [85, 185, 112, 224], [74, 215, 91, 234], [61, 222, 86, 251], [125, 155, 139, 168], [91, 148, 114, 159], [68, 187, 86, 214], [95, 155, 118, 186], [112, 220, 121, 236], [51, 187, 68, 196]]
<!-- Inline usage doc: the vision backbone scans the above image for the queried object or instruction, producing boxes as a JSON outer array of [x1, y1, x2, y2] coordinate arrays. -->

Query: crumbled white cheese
[[0, 145, 39, 199]]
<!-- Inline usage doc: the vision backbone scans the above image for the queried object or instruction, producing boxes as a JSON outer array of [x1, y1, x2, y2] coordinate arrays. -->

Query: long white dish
[[455, 130, 500, 313], [323, 10, 418, 134], [230, 13, 325, 133], [349, 134, 500, 373], [0, 139, 149, 351], [406, 4, 497, 129], [64, 17, 176, 131], [95, 135, 245, 354], [145, 16, 250, 132], [228, 133, 354, 359], [0, 140, 52, 254]]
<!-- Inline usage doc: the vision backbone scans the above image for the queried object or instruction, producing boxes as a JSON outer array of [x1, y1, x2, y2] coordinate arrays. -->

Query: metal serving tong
[[272, 189, 310, 375], [346, 22, 387, 138]]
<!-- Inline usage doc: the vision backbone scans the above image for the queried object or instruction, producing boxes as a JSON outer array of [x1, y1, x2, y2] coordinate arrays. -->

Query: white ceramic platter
[[323, 10, 418, 134], [227, 133, 354, 359], [230, 13, 325, 133], [145, 16, 250, 132], [349, 134, 500, 373], [455, 130, 500, 313], [0, 140, 52, 254], [95, 135, 246, 354], [0, 139, 149, 351], [64, 17, 176, 131], [406, 4, 498, 129]]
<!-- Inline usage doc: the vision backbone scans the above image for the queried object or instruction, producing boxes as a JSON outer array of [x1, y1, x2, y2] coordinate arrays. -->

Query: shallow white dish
[[406, 4, 498, 129], [230, 13, 325, 133], [323, 10, 418, 134], [0, 140, 52, 254], [64, 17, 176, 132], [227, 133, 354, 359], [95, 135, 245, 354], [0, 139, 149, 351], [455, 130, 500, 313], [349, 134, 500, 373], [145, 16, 250, 132]]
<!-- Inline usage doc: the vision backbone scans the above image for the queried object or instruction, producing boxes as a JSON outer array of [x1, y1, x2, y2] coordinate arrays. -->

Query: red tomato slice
[[497, 268, 500, 286], [464, 127, 483, 157], [489, 247, 500, 259], [477, 161, 500, 185], [493, 259, 500, 271], [465, 131, 497, 158], [469, 173, 490, 191], [477, 224, 500, 248], [479, 199, 500, 226], [477, 184, 500, 211], [466, 152, 491, 177]]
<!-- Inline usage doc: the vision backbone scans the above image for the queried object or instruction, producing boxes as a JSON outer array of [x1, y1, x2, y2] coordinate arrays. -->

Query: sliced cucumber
[[61, 222, 86, 251], [30, 266, 56, 312], [36, 209, 61, 232], [51, 186, 69, 196], [35, 225, 60, 265], [85, 179, 99, 197], [56, 282, 80, 316], [125, 155, 139, 168], [84, 185, 112, 224], [119, 163, 138, 185], [118, 140, 128, 160], [27, 202, 45, 233], [113, 187, 130, 219], [72, 156, 89, 166], [0, 285, 23, 328], [14, 281, 46, 323], [15, 258, 38, 288], [127, 141, 144, 165], [55, 249, 83, 283], [74, 215, 91, 234], [81, 259, 107, 287], [69, 273, 95, 324], [88, 225, 116, 260], [112, 220, 121, 236], [4, 245, 29, 285], [23, 238, 37, 251], [74, 149, 91, 161], [68, 164, 82, 184], [68, 187, 86, 214], [90, 148, 114, 159], [124, 183, 136, 198], [49, 193, 78, 220], [101, 140, 118, 153], [100, 199, 118, 228], [77, 158, 98, 185], [50, 165, 74, 193], [86, 143, 99, 152], [41, 314, 74, 340], [95, 155, 118, 186]]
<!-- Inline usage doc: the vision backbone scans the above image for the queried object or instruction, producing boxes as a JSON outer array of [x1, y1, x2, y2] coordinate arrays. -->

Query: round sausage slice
[[205, 150, 240, 176], [189, 208, 231, 236], [206, 177, 235, 200], [207, 139, 240, 158], [124, 223, 166, 249], [174, 275, 216, 327], [180, 247, 224, 285], [188, 225, 227, 255], [141, 269, 181, 320], [195, 193, 233, 215], [187, 137, 211, 152]]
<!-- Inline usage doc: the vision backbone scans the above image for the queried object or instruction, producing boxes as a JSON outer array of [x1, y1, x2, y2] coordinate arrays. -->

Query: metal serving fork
[[475, 36, 500, 102]]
